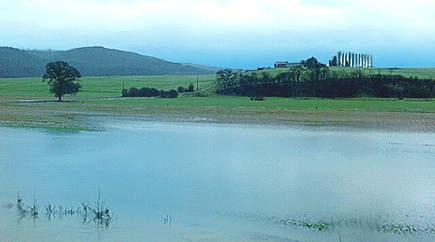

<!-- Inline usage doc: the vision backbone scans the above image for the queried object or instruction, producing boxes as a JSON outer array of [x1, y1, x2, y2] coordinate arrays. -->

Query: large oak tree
[[42, 61, 81, 102]]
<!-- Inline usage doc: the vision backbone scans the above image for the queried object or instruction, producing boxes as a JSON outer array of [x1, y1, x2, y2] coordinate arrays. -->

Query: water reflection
[[0, 122, 434, 241], [222, 210, 435, 235]]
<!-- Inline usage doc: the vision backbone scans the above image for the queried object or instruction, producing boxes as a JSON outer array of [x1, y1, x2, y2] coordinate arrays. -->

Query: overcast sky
[[1, 0, 434, 68]]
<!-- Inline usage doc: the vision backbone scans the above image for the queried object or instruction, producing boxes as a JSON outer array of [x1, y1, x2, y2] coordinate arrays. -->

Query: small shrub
[[122, 88, 128, 97], [160, 89, 178, 98], [187, 83, 195, 92], [177, 86, 185, 93], [126, 87, 139, 97], [250, 96, 265, 101], [122, 86, 178, 98], [192, 91, 207, 97], [167, 90, 178, 98], [138, 87, 160, 97]]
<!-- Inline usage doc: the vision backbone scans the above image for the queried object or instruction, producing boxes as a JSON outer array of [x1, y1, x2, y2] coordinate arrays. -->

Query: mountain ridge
[[0, 46, 220, 78]]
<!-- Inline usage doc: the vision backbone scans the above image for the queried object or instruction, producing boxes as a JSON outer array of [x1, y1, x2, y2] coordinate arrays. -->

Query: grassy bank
[[0, 73, 434, 131]]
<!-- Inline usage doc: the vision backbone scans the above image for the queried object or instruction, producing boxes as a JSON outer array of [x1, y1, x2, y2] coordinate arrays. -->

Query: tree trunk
[[58, 96, 62, 102]]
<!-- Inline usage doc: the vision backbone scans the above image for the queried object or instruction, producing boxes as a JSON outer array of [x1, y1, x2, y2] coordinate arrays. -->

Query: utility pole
[[121, 80, 125, 96]]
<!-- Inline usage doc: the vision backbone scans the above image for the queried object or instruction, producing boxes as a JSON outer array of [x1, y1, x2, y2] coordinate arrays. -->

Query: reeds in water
[[9, 191, 112, 226]]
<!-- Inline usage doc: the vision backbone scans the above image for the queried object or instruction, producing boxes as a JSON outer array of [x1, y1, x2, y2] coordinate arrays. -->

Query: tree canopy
[[42, 61, 81, 101], [216, 66, 434, 98]]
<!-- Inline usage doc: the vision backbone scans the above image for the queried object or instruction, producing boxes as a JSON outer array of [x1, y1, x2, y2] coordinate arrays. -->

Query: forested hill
[[0, 47, 47, 78], [0, 46, 218, 77]]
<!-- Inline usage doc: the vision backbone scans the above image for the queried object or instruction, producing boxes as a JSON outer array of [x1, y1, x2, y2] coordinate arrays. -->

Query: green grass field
[[0, 74, 216, 99], [0, 70, 434, 131], [78, 96, 433, 113]]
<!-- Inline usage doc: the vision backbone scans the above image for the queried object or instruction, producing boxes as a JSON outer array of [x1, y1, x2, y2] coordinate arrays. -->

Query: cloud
[[1, 0, 338, 31], [1, 0, 435, 67]]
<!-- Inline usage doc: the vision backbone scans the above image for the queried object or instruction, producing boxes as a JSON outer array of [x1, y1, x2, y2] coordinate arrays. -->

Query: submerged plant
[[30, 198, 38, 218], [8, 191, 113, 227], [15, 195, 39, 221], [163, 215, 172, 225], [91, 189, 112, 224]]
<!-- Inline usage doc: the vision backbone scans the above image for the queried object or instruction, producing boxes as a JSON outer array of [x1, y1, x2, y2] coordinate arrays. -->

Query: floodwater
[[0, 120, 434, 242]]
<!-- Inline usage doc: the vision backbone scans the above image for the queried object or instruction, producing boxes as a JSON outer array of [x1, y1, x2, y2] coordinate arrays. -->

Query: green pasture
[[0, 71, 434, 130], [0, 72, 434, 113], [81, 96, 434, 113], [0, 74, 216, 99]]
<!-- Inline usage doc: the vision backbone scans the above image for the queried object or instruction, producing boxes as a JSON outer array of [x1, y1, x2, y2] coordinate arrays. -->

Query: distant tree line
[[122, 87, 178, 98], [216, 60, 434, 98]]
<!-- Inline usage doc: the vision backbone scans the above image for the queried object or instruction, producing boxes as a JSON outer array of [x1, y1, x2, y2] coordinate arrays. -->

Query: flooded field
[[0, 121, 434, 241]]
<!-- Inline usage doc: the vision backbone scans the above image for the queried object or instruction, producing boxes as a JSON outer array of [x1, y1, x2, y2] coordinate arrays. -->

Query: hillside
[[0, 47, 47, 78], [0, 46, 218, 77], [182, 63, 223, 73]]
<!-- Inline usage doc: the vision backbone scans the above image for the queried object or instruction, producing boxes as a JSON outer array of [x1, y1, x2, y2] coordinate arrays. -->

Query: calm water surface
[[0, 121, 434, 241]]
